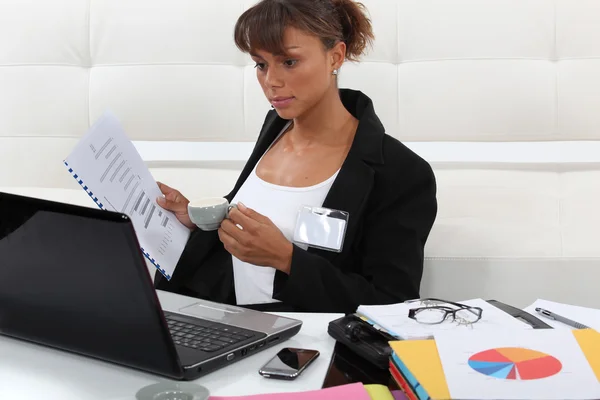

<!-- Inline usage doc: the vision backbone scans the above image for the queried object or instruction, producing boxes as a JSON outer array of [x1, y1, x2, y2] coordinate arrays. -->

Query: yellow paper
[[574, 328, 600, 381], [390, 340, 450, 400], [364, 384, 394, 400]]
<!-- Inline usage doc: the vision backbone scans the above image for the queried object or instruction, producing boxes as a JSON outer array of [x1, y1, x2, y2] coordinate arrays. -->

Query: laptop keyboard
[[166, 315, 256, 352]]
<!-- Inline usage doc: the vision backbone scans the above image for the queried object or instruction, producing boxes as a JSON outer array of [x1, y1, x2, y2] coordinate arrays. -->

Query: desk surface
[[0, 290, 342, 400]]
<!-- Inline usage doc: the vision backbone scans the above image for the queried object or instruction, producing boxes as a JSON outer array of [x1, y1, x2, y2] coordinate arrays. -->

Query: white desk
[[0, 290, 342, 399]]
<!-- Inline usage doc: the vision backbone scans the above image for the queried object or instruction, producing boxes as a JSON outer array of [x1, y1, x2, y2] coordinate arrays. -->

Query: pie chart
[[468, 347, 562, 380]]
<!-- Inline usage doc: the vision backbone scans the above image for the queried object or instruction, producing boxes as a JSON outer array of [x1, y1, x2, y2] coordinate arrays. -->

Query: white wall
[[1, 0, 600, 307]]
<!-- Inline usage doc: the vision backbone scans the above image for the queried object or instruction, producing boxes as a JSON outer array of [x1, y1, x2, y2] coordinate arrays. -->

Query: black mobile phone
[[258, 348, 320, 380]]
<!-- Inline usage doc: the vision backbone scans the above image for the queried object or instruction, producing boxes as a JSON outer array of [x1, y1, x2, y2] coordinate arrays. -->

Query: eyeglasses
[[405, 298, 483, 325]]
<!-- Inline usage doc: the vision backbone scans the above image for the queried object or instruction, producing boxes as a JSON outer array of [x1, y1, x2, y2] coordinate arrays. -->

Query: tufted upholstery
[[1, 0, 599, 307]]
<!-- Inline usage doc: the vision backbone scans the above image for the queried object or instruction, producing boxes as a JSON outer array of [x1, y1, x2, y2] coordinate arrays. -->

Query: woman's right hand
[[156, 182, 195, 230]]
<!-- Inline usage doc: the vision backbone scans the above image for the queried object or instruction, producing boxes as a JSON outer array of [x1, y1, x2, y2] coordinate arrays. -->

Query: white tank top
[[230, 122, 339, 305]]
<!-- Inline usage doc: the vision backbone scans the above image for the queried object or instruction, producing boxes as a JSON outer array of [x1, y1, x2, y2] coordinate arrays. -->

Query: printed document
[[357, 298, 532, 339], [524, 299, 600, 331], [64, 111, 190, 279], [434, 329, 600, 400]]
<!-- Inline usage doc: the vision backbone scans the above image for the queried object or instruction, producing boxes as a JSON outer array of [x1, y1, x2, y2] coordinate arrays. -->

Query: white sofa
[[1, 0, 599, 308]]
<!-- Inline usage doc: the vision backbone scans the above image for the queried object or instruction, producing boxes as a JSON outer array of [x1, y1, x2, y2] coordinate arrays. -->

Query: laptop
[[0, 191, 302, 380]]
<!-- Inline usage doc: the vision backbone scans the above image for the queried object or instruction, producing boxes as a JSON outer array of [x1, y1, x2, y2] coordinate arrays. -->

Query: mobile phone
[[258, 347, 320, 380]]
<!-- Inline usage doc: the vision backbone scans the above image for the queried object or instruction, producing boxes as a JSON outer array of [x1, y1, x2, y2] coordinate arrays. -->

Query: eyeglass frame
[[405, 297, 483, 325]]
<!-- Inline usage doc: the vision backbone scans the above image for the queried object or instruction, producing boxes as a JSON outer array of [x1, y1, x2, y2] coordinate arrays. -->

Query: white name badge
[[292, 205, 349, 253]]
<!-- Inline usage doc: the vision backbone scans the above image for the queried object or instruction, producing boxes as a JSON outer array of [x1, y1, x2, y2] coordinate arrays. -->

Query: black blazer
[[155, 89, 437, 314]]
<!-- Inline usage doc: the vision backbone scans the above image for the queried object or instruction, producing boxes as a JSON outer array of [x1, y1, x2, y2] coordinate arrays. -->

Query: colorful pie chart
[[468, 347, 562, 380]]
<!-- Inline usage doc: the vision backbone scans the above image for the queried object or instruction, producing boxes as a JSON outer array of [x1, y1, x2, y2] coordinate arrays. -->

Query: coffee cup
[[187, 197, 237, 231]]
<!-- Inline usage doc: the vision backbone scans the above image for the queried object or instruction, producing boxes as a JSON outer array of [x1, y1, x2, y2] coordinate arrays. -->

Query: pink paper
[[209, 383, 371, 400]]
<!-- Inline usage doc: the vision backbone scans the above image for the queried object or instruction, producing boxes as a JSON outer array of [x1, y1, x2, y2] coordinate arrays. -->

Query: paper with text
[[63, 111, 190, 280], [357, 298, 532, 340], [434, 329, 600, 400], [523, 299, 600, 331]]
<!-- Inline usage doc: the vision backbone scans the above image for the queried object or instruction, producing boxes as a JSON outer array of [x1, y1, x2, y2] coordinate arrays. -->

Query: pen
[[535, 307, 589, 329]]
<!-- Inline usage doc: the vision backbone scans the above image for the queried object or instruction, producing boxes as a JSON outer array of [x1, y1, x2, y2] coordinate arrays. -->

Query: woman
[[154, 0, 437, 313]]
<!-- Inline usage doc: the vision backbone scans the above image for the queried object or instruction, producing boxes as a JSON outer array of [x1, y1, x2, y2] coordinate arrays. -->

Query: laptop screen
[[0, 192, 182, 377]]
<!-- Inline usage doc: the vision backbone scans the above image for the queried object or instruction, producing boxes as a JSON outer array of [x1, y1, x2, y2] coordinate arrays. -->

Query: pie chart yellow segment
[[496, 347, 548, 363]]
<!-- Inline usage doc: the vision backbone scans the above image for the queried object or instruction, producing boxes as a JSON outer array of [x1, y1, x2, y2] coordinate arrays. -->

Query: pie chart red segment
[[469, 348, 562, 380], [469, 348, 513, 363], [506, 365, 517, 379], [516, 356, 562, 380]]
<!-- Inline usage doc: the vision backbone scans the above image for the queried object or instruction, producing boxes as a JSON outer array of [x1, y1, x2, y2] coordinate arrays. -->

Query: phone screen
[[262, 348, 319, 375]]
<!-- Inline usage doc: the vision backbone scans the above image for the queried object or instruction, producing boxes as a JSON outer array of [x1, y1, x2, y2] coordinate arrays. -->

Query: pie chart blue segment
[[468, 360, 512, 370], [468, 361, 514, 377], [490, 364, 516, 379]]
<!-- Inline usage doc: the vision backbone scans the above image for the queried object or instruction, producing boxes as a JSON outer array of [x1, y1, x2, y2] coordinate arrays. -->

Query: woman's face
[[251, 27, 343, 120]]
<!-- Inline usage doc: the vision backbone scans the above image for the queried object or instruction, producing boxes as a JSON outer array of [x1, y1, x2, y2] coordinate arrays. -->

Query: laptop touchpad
[[178, 303, 242, 322]]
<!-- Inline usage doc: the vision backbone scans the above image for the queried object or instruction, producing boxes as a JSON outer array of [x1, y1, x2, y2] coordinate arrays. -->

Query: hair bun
[[330, 0, 374, 61], [233, 0, 374, 63]]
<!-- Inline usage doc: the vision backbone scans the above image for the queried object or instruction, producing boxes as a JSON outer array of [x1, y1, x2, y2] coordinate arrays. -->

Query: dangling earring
[[332, 69, 339, 76]]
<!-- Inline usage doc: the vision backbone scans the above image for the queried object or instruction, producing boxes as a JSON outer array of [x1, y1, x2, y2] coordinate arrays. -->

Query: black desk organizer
[[327, 313, 395, 370], [321, 341, 398, 390], [327, 299, 553, 371]]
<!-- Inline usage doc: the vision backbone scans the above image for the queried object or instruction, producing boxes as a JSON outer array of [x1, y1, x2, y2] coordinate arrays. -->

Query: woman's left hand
[[218, 203, 293, 274]]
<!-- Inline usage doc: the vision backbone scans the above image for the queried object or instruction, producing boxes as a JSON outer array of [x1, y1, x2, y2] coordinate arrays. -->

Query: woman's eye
[[254, 63, 266, 70], [284, 59, 297, 67]]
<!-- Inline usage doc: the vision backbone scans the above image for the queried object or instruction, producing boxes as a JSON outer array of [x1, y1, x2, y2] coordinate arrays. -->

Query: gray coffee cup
[[187, 197, 237, 231]]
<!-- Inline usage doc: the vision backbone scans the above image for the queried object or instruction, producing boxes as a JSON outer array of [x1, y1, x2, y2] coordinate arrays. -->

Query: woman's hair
[[234, 0, 374, 62]]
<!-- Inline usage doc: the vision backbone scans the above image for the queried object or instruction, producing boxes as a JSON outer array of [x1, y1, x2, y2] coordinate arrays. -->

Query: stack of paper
[[389, 339, 449, 400], [357, 298, 532, 340], [364, 384, 409, 400], [389, 328, 600, 400]]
